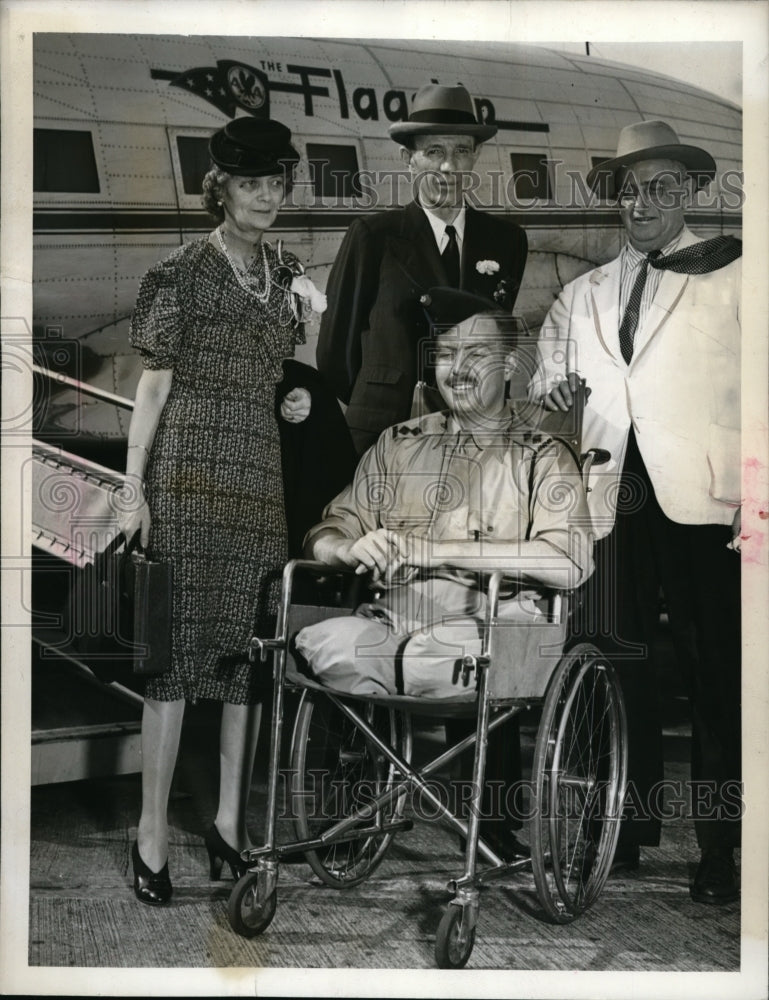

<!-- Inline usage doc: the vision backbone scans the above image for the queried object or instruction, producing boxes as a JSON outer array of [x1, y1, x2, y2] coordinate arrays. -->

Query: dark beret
[[419, 287, 497, 331]]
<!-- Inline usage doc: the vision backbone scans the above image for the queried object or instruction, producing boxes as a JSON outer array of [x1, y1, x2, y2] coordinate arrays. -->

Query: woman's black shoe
[[204, 824, 249, 881], [131, 841, 172, 905]]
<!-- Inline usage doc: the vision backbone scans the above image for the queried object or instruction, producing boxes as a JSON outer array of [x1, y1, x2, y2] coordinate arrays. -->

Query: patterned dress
[[129, 237, 304, 703]]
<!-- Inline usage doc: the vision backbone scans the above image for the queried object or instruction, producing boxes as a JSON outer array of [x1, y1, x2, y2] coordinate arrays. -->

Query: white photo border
[[2, 1, 767, 997]]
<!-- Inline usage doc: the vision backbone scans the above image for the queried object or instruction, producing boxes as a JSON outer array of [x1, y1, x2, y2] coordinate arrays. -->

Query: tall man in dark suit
[[317, 83, 528, 455]]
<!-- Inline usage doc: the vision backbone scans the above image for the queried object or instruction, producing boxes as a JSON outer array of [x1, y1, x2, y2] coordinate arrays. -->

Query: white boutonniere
[[476, 259, 500, 276]]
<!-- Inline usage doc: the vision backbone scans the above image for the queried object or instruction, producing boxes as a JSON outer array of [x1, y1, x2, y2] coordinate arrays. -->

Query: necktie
[[618, 236, 742, 365], [442, 224, 460, 287], [618, 250, 660, 364]]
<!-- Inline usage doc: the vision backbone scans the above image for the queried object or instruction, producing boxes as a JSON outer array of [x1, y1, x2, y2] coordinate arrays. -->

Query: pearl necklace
[[216, 225, 271, 302]]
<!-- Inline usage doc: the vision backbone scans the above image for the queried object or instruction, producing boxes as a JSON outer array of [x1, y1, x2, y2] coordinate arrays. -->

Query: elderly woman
[[119, 117, 321, 905]]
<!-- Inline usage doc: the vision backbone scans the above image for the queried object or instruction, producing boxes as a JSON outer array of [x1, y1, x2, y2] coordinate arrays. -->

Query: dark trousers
[[574, 430, 741, 850]]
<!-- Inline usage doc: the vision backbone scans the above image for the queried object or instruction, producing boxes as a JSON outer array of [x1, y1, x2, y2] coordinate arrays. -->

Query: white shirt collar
[[623, 226, 686, 267], [422, 203, 467, 250]]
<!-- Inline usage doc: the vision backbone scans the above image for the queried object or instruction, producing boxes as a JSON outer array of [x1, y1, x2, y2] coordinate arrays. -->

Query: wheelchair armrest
[[282, 560, 573, 627], [279, 558, 369, 621], [281, 557, 360, 598], [283, 558, 356, 580], [479, 568, 571, 625]]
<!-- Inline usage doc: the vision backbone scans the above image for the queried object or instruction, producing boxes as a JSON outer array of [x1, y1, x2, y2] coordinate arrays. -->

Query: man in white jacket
[[530, 120, 741, 905]]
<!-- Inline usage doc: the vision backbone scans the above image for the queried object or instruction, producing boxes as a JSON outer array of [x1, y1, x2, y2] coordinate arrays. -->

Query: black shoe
[[690, 847, 739, 905], [459, 826, 530, 863], [131, 841, 172, 905], [611, 842, 640, 873], [204, 824, 249, 881]]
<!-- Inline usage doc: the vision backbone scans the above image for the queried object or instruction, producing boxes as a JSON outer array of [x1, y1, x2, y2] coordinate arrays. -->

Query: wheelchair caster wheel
[[228, 871, 277, 938], [435, 904, 476, 969]]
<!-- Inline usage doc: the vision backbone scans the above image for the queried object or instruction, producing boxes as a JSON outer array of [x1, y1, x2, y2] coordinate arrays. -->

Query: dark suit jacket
[[316, 202, 528, 453]]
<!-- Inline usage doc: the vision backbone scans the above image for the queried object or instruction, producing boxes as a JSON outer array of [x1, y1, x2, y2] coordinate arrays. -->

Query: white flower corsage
[[272, 240, 327, 324], [290, 274, 327, 314], [476, 259, 500, 276]]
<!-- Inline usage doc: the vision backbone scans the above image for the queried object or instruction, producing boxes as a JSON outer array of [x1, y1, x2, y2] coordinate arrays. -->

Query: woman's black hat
[[209, 117, 300, 177]]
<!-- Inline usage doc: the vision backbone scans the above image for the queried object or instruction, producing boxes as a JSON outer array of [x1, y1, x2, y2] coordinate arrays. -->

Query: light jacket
[[530, 227, 741, 535]]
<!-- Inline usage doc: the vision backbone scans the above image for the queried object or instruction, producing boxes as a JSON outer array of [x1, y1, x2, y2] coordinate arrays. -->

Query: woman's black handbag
[[68, 532, 173, 677], [130, 543, 174, 676]]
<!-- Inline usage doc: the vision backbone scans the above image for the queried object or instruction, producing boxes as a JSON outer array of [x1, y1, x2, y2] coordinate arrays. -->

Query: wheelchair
[[226, 384, 627, 969]]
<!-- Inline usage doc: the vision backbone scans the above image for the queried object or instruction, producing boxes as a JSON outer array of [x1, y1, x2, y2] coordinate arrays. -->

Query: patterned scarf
[[649, 235, 742, 274]]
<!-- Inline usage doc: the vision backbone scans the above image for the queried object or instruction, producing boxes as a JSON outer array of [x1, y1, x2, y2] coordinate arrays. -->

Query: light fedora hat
[[389, 84, 497, 143], [586, 119, 716, 195]]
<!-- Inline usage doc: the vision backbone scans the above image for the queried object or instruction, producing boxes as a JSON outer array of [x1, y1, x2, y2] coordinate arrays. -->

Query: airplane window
[[176, 136, 212, 195], [509, 153, 552, 201], [33, 129, 100, 193], [590, 156, 614, 201], [306, 143, 362, 199]]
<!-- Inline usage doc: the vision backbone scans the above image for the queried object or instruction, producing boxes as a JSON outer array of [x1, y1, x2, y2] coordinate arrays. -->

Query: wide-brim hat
[[209, 117, 300, 176], [389, 84, 497, 143], [586, 119, 716, 196]]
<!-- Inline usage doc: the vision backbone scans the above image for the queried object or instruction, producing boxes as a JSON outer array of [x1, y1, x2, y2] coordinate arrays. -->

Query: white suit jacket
[[530, 228, 741, 536]]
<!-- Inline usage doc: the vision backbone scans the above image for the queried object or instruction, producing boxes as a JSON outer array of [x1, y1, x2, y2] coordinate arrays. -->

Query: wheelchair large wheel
[[290, 689, 412, 888], [530, 643, 627, 923]]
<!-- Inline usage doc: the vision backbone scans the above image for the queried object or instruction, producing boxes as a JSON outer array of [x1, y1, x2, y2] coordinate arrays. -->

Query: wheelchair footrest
[[244, 817, 414, 864], [448, 855, 532, 892]]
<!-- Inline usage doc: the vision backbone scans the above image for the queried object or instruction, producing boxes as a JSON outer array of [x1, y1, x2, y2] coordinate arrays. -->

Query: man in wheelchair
[[226, 290, 624, 949], [296, 286, 593, 702]]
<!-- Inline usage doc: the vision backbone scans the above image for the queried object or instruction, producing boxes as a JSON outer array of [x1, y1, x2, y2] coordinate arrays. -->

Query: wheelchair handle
[[581, 447, 611, 467], [580, 447, 611, 494]]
